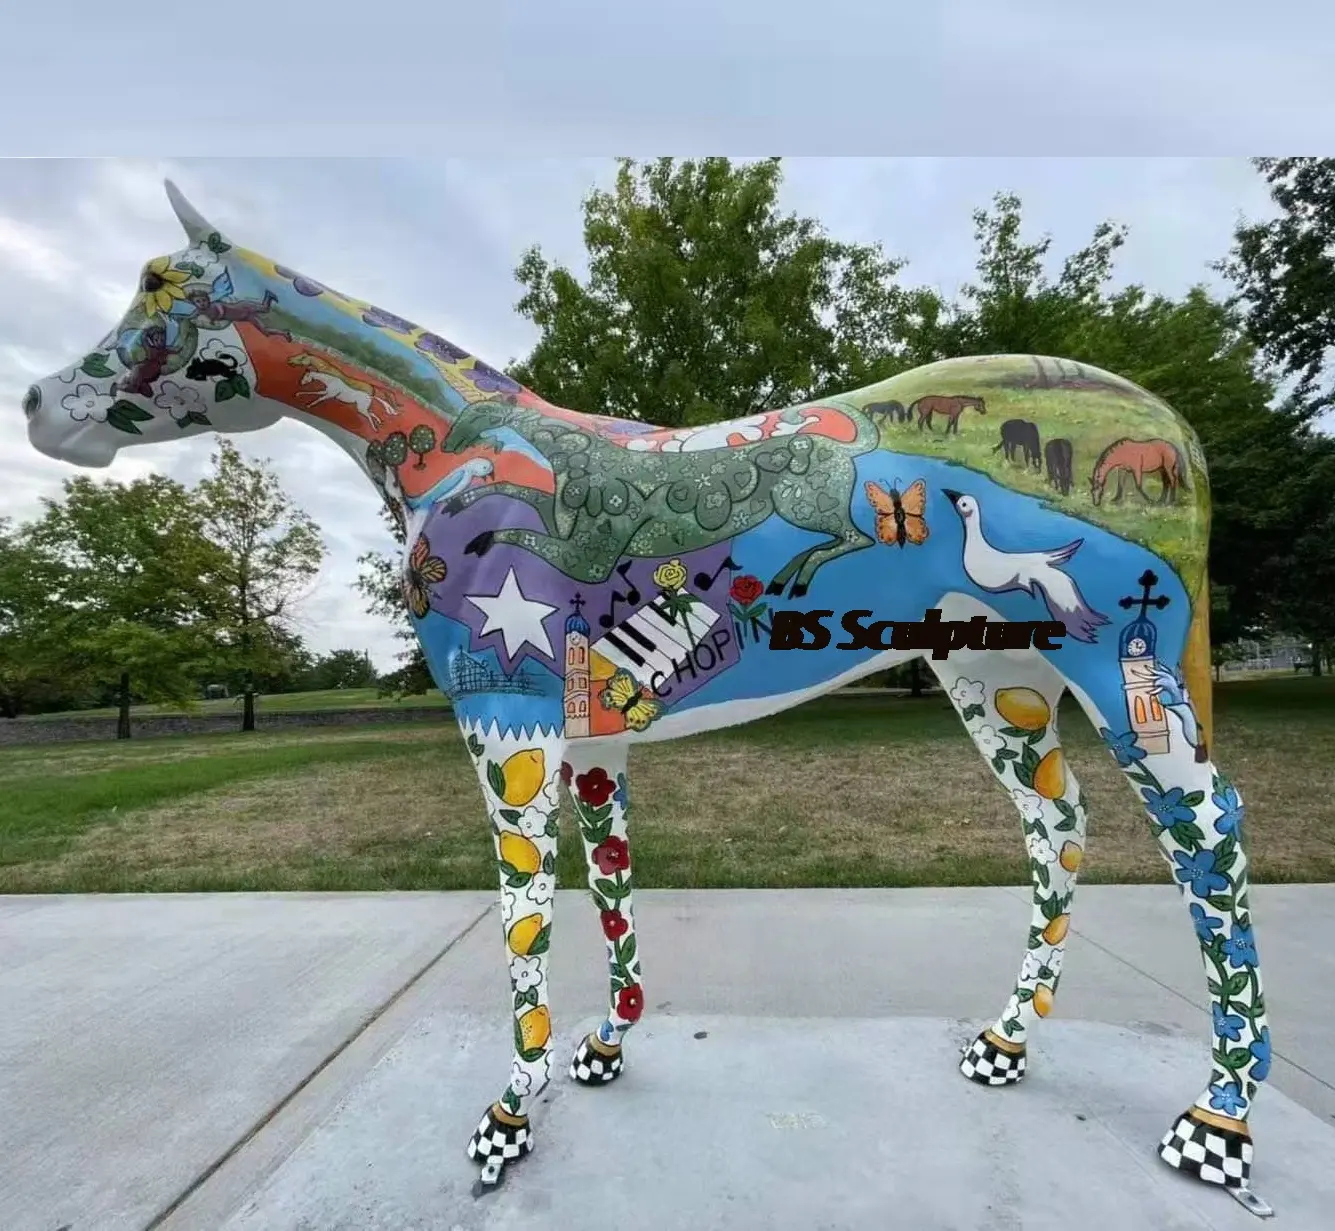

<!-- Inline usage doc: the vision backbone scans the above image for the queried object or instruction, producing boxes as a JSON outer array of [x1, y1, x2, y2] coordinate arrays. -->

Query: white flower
[[501, 887, 521, 924], [515, 806, 549, 839], [1012, 788, 1045, 825], [1027, 832, 1056, 865], [1002, 994, 1022, 1024], [153, 380, 204, 423], [510, 955, 543, 992], [949, 677, 986, 710], [1047, 947, 1065, 976], [1021, 952, 1044, 983], [972, 723, 1006, 757], [770, 412, 820, 437], [508, 1066, 532, 1096], [524, 873, 556, 906], [61, 383, 113, 423]]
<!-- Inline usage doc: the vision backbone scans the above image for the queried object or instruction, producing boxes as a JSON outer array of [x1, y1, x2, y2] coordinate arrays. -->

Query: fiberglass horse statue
[[22, 182, 1274, 1217]]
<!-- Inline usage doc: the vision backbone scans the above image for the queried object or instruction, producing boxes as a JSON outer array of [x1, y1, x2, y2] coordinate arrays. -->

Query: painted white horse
[[290, 352, 399, 431], [21, 181, 1275, 1216]]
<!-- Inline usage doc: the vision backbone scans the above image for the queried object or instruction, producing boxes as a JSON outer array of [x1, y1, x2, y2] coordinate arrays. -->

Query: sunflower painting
[[403, 531, 448, 619], [137, 256, 192, 317]]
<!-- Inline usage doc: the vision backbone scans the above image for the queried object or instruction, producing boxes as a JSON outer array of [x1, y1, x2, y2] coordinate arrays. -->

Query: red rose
[[730, 574, 764, 606], [600, 909, 629, 941], [575, 766, 615, 807], [592, 835, 631, 875], [559, 761, 573, 786], [616, 983, 644, 1023]]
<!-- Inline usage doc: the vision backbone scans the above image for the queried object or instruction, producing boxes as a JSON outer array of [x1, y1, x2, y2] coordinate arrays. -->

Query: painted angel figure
[[1152, 660, 1206, 758]]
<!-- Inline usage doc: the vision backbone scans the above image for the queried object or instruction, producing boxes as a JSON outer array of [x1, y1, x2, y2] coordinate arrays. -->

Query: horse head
[[23, 181, 284, 468]]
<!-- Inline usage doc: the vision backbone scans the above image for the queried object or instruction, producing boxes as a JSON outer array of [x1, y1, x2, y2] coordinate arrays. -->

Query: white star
[[466, 568, 558, 659]]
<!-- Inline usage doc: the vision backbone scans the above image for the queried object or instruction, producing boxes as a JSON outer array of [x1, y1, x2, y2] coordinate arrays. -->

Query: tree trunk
[[909, 658, 924, 698], [242, 678, 256, 730], [0, 693, 17, 720], [1313, 644, 1324, 678], [117, 671, 132, 740]]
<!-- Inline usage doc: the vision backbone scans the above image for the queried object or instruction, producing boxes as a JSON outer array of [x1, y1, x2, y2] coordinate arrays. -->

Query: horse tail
[[1170, 441, 1191, 490]]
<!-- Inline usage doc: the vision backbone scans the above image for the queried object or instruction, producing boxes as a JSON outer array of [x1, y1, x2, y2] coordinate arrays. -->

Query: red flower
[[730, 574, 764, 606], [592, 835, 631, 875], [616, 983, 644, 1022], [600, 909, 629, 941], [560, 761, 573, 786], [575, 766, 615, 807]]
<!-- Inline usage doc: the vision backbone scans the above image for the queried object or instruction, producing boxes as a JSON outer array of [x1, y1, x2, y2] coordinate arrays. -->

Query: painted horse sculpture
[[22, 182, 1274, 1215]]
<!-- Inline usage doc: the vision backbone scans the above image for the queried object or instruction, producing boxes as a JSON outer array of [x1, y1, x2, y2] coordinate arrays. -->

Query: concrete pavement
[[2, 885, 1333, 1230]]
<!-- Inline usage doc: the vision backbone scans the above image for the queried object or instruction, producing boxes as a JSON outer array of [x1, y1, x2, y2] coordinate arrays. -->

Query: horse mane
[[1091, 437, 1133, 478]]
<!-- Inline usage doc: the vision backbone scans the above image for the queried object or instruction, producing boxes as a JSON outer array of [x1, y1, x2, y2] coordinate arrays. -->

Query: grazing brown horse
[[1090, 437, 1189, 506], [913, 393, 986, 434]]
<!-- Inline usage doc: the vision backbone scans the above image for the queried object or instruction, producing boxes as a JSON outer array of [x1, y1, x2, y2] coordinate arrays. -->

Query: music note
[[692, 556, 741, 592], [600, 561, 643, 628]]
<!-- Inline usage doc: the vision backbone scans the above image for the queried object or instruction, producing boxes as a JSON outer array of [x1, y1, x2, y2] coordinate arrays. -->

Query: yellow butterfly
[[599, 668, 666, 732]]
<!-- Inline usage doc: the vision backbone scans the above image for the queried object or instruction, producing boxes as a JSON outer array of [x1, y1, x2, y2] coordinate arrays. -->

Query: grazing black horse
[[993, 418, 1042, 468], [1045, 437, 1075, 496]]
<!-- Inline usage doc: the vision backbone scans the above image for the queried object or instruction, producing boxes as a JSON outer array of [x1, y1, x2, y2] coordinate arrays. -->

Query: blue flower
[[1212, 784, 1244, 839], [1190, 903, 1223, 943], [1209, 1081, 1248, 1116], [1143, 786, 1197, 827], [1222, 923, 1258, 969], [1212, 1003, 1245, 1041], [613, 774, 629, 810], [1173, 849, 1230, 899], [1249, 1026, 1272, 1082], [1100, 727, 1146, 768]]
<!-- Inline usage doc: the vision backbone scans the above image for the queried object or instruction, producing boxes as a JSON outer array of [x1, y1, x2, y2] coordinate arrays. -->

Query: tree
[[509, 157, 911, 426], [1218, 158, 1335, 420], [302, 648, 378, 691], [354, 504, 434, 698], [26, 476, 219, 736], [194, 440, 326, 731]]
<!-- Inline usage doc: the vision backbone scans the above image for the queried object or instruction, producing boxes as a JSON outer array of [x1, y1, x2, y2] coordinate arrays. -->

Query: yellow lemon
[[1033, 748, 1067, 800], [1041, 913, 1070, 946], [1059, 841, 1083, 873], [1033, 984, 1054, 1018], [499, 832, 541, 875], [994, 687, 1051, 731], [507, 912, 545, 955], [500, 749, 546, 807], [518, 1005, 551, 1051]]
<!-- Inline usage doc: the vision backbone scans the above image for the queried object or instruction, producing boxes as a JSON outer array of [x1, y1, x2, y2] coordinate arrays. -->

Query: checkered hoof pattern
[[1158, 1108, 1252, 1190], [959, 1029, 1027, 1087], [466, 1103, 533, 1176], [569, 1033, 625, 1086]]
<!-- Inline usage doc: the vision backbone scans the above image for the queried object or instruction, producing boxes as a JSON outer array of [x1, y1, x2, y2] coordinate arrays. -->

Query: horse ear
[[164, 179, 225, 247]]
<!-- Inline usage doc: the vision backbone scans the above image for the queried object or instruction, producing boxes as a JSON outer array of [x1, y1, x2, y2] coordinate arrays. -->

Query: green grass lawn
[[1, 675, 1331, 894]]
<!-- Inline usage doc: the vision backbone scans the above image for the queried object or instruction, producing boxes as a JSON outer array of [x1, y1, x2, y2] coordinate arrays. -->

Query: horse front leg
[[560, 742, 645, 1086], [463, 524, 619, 584], [929, 648, 1088, 1085], [460, 719, 566, 1191]]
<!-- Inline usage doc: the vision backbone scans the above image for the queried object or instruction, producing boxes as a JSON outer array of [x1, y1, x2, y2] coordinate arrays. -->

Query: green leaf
[[486, 761, 505, 798], [498, 808, 522, 824], [233, 373, 252, 399], [80, 352, 113, 378], [1019, 744, 1041, 777], [214, 379, 236, 402], [1002, 1018, 1020, 1036], [1207, 894, 1234, 913], [513, 990, 528, 1011], [467, 733, 484, 758], [962, 704, 985, 721], [1036, 862, 1050, 889], [1038, 965, 1053, 980], [998, 725, 1031, 738], [519, 1045, 546, 1063], [501, 1088, 521, 1114], [528, 924, 551, 956], [1208, 979, 1223, 996], [1054, 814, 1077, 832], [505, 872, 530, 889], [991, 753, 1007, 775], [1180, 790, 1206, 807], [1027, 928, 1043, 950], [1012, 760, 1035, 789], [541, 851, 556, 875], [617, 933, 637, 968], [1225, 972, 1250, 997], [1225, 1046, 1251, 1070], [205, 231, 232, 254], [184, 410, 212, 428], [595, 876, 627, 901], [544, 816, 560, 838], [1017, 988, 1034, 1002], [996, 748, 1018, 760], [1025, 728, 1046, 745], [106, 403, 145, 435]]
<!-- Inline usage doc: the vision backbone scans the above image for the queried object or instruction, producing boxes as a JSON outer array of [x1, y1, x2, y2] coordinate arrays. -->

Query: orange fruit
[[994, 687, 1050, 731], [518, 1005, 551, 1050], [1033, 984, 1054, 1017], [1033, 748, 1067, 800], [499, 833, 541, 875], [500, 749, 545, 807], [507, 913, 544, 955], [1041, 913, 1070, 946], [1058, 841, 1083, 873]]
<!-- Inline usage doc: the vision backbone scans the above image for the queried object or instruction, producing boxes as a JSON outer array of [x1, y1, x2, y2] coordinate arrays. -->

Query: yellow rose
[[653, 558, 688, 592]]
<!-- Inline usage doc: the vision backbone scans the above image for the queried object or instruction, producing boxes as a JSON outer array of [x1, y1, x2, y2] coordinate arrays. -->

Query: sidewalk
[[2, 885, 1333, 1230]]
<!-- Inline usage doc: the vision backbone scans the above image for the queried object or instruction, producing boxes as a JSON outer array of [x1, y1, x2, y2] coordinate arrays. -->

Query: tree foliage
[[354, 504, 434, 697]]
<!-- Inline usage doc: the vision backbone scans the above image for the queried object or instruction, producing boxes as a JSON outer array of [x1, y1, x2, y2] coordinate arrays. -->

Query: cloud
[[0, 155, 1295, 671]]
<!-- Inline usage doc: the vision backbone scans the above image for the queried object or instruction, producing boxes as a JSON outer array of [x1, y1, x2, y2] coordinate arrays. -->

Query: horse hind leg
[[928, 635, 1089, 1086], [459, 719, 566, 1190], [1065, 665, 1272, 1204], [560, 742, 645, 1086]]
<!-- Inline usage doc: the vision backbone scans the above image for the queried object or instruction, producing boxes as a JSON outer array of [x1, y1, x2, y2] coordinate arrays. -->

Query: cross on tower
[[1118, 569, 1171, 617], [570, 593, 585, 615]]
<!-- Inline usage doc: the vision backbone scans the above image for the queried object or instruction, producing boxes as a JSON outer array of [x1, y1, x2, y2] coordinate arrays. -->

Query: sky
[[0, 156, 1286, 669]]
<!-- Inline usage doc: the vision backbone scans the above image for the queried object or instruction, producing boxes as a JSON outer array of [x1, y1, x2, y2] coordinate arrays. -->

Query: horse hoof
[[467, 1102, 533, 1184], [569, 1032, 624, 1086], [1158, 1108, 1256, 1196], [465, 530, 495, 557], [766, 580, 785, 596], [788, 582, 809, 599], [959, 1029, 1027, 1086]]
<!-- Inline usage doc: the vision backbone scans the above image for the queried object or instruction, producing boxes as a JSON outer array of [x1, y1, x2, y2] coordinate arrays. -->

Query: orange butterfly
[[402, 531, 448, 619], [866, 479, 929, 548]]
